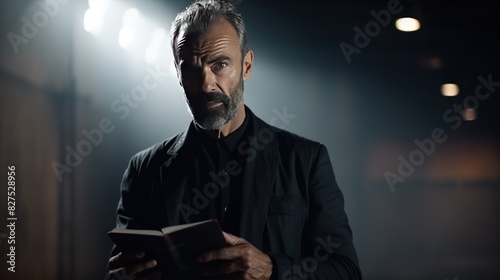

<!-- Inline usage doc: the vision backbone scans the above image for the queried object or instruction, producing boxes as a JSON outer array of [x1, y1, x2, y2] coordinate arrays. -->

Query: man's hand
[[107, 250, 161, 280], [197, 232, 273, 279]]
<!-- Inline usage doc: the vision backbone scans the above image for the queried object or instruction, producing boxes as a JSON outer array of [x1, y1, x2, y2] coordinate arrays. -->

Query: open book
[[108, 219, 226, 275]]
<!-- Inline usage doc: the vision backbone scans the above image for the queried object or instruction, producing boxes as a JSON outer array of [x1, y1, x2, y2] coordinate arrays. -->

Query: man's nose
[[201, 67, 217, 93]]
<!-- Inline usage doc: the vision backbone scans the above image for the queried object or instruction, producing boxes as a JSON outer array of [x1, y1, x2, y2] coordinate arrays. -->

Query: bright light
[[118, 8, 141, 49], [119, 27, 135, 49], [463, 108, 476, 121], [441, 83, 459, 97], [83, 0, 111, 34], [122, 8, 141, 27], [145, 28, 168, 64], [84, 9, 101, 34], [395, 17, 420, 32]]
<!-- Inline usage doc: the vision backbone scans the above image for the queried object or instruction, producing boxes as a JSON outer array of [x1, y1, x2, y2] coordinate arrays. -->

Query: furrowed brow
[[206, 55, 231, 65]]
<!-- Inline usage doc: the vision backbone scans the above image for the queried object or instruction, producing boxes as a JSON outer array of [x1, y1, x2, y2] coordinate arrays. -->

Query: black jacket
[[107, 107, 362, 279]]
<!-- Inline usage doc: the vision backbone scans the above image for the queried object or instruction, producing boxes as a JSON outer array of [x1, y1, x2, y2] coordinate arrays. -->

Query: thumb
[[222, 231, 247, 245]]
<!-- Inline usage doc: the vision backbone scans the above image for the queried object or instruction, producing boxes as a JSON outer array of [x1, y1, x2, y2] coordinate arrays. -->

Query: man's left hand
[[197, 231, 273, 279]]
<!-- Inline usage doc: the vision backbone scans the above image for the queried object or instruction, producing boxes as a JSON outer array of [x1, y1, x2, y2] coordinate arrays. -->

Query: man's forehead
[[176, 19, 240, 54]]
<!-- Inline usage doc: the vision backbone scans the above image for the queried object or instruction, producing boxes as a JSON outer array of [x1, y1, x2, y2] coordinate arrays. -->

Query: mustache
[[196, 91, 230, 105]]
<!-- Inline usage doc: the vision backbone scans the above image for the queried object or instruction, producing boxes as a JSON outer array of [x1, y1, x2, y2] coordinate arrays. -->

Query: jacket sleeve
[[268, 144, 362, 280], [104, 154, 153, 279]]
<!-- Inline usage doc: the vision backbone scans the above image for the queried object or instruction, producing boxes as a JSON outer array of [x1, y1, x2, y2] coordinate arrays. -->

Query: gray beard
[[194, 99, 240, 130], [186, 77, 244, 130]]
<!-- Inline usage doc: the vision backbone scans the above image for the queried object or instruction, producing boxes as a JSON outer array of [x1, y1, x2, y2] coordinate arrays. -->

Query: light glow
[[84, 0, 111, 34], [118, 8, 141, 49], [84, 8, 101, 34], [441, 83, 459, 97], [145, 28, 168, 64], [395, 17, 420, 32], [119, 27, 135, 49], [122, 8, 141, 27], [463, 108, 476, 121]]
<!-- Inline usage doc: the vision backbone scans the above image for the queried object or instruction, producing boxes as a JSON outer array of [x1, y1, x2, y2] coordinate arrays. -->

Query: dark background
[[0, 0, 499, 279]]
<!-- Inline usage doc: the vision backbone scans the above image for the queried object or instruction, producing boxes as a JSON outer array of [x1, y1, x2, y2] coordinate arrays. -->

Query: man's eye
[[213, 62, 228, 70]]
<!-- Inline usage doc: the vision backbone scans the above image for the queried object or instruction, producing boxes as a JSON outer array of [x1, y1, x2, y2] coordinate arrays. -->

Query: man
[[106, 0, 361, 279]]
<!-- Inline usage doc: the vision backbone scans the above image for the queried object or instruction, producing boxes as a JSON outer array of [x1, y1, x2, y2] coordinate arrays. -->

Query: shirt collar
[[194, 109, 250, 153]]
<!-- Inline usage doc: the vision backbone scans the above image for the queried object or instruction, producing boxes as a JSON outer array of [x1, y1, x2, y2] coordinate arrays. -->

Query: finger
[[109, 251, 145, 269], [198, 245, 247, 263], [222, 231, 247, 245], [123, 259, 157, 275], [198, 233, 249, 263]]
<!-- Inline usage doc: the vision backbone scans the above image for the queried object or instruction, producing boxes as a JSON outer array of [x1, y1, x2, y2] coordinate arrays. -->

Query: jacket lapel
[[239, 146, 278, 247], [238, 112, 280, 247], [160, 127, 195, 226]]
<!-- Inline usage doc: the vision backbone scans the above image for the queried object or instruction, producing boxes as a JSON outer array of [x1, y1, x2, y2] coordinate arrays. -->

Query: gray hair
[[170, 0, 248, 66]]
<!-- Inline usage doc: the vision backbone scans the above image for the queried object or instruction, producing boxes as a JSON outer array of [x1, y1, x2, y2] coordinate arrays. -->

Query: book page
[[161, 220, 216, 235], [109, 228, 163, 236]]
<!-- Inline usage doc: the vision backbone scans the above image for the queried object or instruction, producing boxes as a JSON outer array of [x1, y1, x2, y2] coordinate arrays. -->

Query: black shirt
[[193, 113, 250, 235]]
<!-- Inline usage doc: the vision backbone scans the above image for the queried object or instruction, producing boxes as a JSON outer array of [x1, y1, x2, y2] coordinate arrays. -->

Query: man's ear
[[242, 50, 254, 81]]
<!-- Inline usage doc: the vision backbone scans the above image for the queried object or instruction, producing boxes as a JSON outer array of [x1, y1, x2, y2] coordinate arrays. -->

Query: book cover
[[108, 219, 226, 276]]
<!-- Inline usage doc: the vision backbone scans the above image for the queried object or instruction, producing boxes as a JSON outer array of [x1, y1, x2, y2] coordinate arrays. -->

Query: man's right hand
[[107, 250, 161, 280]]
